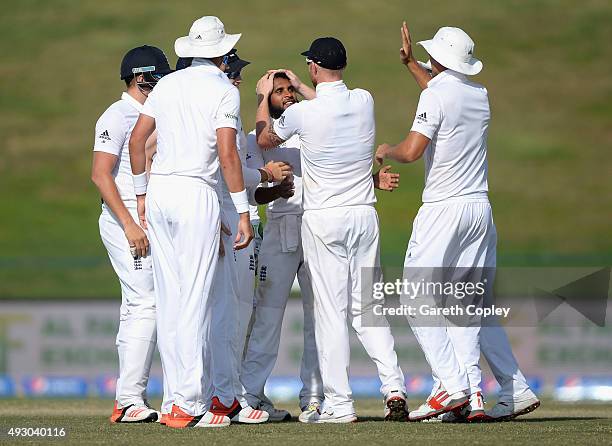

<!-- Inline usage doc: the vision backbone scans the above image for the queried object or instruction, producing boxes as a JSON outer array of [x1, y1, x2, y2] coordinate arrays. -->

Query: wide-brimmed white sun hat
[[417, 27, 482, 75], [175, 16, 241, 58]]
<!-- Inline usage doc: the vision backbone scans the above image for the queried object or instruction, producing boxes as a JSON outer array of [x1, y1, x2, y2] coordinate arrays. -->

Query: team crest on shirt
[[279, 115, 285, 126], [416, 112, 427, 123], [98, 130, 111, 143]]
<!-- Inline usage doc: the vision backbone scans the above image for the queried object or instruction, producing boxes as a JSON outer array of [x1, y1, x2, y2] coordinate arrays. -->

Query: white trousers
[[99, 206, 156, 408], [242, 214, 323, 409], [146, 175, 220, 416], [207, 205, 256, 408], [302, 206, 406, 416], [404, 198, 496, 396]]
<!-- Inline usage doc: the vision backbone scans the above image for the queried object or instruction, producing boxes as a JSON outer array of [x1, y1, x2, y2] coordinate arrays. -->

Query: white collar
[[192, 58, 222, 71], [427, 69, 467, 88], [315, 80, 347, 95], [121, 92, 143, 113]]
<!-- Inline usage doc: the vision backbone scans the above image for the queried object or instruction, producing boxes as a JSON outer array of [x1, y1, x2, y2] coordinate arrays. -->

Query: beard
[[270, 103, 284, 120]]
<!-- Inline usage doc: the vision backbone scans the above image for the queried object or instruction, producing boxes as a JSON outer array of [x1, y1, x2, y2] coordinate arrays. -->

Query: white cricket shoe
[[439, 392, 486, 423], [311, 409, 357, 424], [465, 391, 486, 422], [231, 406, 269, 424], [109, 401, 159, 423], [409, 390, 469, 422], [256, 401, 291, 422], [485, 393, 540, 421], [384, 390, 409, 421], [298, 401, 321, 423]]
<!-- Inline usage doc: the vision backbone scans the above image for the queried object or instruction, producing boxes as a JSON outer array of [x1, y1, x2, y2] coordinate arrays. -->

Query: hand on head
[[256, 71, 279, 96]]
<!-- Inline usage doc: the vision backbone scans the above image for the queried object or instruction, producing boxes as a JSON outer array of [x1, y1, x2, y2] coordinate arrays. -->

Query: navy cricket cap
[[301, 37, 347, 70], [120, 45, 173, 80], [225, 48, 251, 74], [175, 57, 193, 70]]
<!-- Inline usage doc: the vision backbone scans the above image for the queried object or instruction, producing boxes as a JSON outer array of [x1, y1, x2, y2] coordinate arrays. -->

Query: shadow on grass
[[352, 416, 609, 423], [513, 417, 608, 423]]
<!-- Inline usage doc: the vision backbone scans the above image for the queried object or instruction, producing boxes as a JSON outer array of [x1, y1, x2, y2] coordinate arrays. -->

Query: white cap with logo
[[175, 16, 241, 58], [417, 27, 482, 75]]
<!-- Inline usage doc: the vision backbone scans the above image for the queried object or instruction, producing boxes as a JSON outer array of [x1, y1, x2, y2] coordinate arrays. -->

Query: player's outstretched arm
[[400, 21, 431, 90], [375, 131, 430, 165]]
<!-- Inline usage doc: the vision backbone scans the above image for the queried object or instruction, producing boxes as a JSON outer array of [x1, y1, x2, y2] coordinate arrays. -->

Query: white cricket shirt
[[141, 58, 240, 187], [246, 129, 302, 216], [410, 69, 490, 203], [93, 92, 143, 206], [273, 80, 377, 211]]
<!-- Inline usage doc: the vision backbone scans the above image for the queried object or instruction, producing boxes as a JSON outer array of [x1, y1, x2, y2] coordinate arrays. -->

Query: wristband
[[230, 189, 249, 214], [133, 172, 148, 195]]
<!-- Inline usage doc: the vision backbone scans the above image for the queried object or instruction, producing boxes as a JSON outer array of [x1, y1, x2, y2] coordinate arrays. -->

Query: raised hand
[[400, 21, 414, 66]]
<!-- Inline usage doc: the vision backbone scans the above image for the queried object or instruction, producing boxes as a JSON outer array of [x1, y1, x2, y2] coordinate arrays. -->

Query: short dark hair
[[124, 75, 134, 87], [273, 71, 290, 82]]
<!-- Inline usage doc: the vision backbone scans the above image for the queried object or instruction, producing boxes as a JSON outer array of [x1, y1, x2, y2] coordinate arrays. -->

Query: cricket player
[[255, 38, 408, 423], [243, 71, 402, 422], [92, 45, 172, 424], [129, 16, 253, 429], [375, 25, 517, 422], [147, 54, 287, 424], [203, 51, 290, 424], [396, 23, 540, 422]]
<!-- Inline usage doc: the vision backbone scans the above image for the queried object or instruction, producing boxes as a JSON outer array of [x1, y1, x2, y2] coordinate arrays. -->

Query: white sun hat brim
[[418, 39, 482, 75], [175, 32, 241, 58]]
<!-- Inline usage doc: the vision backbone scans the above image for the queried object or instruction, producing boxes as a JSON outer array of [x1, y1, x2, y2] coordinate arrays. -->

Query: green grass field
[[1, 399, 611, 445], [1, 0, 611, 297]]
